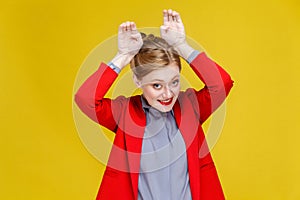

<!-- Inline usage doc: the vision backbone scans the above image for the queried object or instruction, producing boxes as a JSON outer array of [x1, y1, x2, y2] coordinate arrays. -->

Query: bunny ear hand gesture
[[118, 21, 143, 56], [112, 21, 143, 70], [160, 9, 186, 47]]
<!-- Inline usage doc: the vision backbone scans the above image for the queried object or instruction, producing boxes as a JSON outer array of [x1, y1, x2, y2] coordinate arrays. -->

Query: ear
[[133, 74, 142, 88]]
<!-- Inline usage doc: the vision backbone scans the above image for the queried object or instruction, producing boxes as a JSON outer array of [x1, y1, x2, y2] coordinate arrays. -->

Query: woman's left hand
[[160, 9, 196, 60], [160, 9, 186, 47]]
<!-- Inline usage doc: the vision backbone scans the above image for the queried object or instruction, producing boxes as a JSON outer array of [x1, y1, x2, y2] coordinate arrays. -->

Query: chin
[[156, 106, 173, 113]]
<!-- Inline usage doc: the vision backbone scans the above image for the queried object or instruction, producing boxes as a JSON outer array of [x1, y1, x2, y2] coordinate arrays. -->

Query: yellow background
[[1, 0, 300, 199]]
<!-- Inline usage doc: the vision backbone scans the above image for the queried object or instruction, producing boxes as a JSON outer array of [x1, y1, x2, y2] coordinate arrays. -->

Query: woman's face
[[137, 63, 180, 112]]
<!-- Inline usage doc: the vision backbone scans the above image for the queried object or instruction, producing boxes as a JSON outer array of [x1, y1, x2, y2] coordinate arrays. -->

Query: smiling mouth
[[158, 97, 173, 106]]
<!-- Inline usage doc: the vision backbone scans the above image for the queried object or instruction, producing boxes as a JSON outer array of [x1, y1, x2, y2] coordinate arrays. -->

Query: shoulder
[[176, 88, 200, 114], [129, 95, 142, 106], [113, 95, 143, 110], [178, 88, 198, 102]]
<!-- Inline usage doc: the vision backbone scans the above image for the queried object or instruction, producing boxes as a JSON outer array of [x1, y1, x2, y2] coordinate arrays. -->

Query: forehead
[[141, 63, 180, 83]]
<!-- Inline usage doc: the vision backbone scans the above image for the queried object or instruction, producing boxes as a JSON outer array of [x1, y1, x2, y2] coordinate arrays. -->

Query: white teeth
[[161, 98, 171, 102]]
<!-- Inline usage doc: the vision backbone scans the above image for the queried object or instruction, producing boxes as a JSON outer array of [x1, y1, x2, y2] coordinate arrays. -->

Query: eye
[[172, 79, 179, 86], [153, 83, 162, 90]]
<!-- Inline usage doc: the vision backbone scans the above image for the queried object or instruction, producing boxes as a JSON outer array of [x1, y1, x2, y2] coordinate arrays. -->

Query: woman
[[75, 9, 233, 200]]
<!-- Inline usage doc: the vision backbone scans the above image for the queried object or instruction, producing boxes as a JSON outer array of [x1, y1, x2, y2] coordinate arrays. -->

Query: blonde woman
[[75, 9, 233, 200]]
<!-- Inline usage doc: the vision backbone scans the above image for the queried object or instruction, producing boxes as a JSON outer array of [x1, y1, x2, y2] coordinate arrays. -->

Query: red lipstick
[[158, 97, 173, 106]]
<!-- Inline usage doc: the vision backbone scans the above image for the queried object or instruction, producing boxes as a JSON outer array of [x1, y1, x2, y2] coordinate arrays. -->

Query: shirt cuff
[[107, 62, 121, 74], [186, 50, 200, 64]]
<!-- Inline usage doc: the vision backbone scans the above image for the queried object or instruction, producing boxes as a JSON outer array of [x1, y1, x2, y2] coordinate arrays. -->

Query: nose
[[162, 86, 172, 99]]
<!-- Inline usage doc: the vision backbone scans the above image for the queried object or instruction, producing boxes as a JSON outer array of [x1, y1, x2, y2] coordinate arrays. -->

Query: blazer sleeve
[[186, 52, 233, 199], [74, 63, 125, 132], [188, 52, 234, 124]]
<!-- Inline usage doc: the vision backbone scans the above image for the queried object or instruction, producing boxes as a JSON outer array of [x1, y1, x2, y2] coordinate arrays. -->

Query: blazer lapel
[[173, 93, 201, 200], [123, 96, 146, 199]]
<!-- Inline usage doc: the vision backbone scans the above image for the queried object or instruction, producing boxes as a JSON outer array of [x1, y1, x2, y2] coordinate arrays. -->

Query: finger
[[118, 24, 123, 33], [125, 21, 131, 31], [171, 10, 177, 22], [160, 25, 169, 33], [163, 9, 168, 24], [168, 9, 173, 22], [130, 22, 136, 31], [130, 22, 139, 37], [172, 10, 176, 18], [118, 22, 126, 33], [174, 11, 182, 23]]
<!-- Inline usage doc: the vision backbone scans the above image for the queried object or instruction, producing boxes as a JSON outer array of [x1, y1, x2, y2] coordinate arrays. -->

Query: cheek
[[172, 85, 181, 96], [142, 87, 160, 101]]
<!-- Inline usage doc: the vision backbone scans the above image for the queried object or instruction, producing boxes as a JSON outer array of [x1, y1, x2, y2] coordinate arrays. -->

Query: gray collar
[[141, 95, 151, 111]]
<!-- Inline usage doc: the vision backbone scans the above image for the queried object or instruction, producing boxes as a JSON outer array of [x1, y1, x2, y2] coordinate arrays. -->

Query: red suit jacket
[[75, 52, 233, 200]]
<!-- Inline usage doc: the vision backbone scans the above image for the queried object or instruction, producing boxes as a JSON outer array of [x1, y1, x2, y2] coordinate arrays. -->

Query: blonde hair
[[130, 33, 181, 80]]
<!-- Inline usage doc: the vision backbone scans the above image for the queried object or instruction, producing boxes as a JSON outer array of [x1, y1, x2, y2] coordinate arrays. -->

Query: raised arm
[[161, 10, 233, 199], [74, 22, 143, 130], [160, 9, 233, 123]]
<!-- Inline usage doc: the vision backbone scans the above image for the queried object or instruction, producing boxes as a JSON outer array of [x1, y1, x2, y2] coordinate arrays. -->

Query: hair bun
[[140, 32, 147, 39], [140, 33, 156, 41], [130, 33, 181, 79]]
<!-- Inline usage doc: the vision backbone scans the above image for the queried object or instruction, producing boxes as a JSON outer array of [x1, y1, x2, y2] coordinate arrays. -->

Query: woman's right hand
[[110, 22, 143, 70]]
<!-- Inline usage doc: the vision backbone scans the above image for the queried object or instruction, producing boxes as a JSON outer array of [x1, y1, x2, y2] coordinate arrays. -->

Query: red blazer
[[75, 52, 233, 200]]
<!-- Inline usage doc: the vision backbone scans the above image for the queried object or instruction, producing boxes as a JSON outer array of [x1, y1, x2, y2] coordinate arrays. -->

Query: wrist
[[110, 53, 133, 70], [174, 42, 195, 60], [107, 62, 121, 74]]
